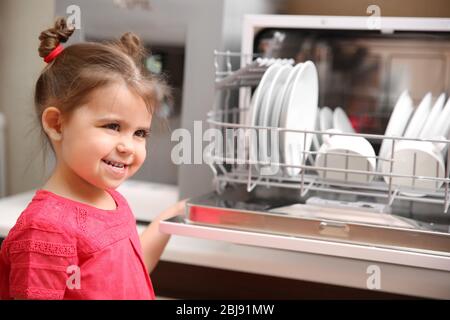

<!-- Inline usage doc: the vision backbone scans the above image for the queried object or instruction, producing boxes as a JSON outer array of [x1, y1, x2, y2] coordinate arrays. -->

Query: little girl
[[0, 18, 185, 300]]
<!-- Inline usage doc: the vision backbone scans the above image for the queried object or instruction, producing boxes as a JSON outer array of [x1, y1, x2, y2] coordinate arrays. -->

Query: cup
[[315, 129, 377, 184], [380, 137, 447, 195]]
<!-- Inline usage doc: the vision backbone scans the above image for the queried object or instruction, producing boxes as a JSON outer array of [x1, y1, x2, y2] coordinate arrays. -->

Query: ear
[[42, 107, 63, 142]]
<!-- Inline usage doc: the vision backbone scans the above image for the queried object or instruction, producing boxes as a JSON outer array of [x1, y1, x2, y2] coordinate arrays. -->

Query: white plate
[[430, 96, 450, 139], [403, 92, 432, 138], [318, 106, 333, 145], [270, 63, 304, 129], [249, 63, 282, 128], [264, 63, 304, 174], [279, 61, 319, 177], [378, 90, 413, 169], [333, 107, 355, 133], [320, 106, 333, 132], [420, 93, 446, 138], [269, 203, 418, 228], [247, 63, 282, 167], [259, 65, 293, 127], [257, 65, 293, 173]]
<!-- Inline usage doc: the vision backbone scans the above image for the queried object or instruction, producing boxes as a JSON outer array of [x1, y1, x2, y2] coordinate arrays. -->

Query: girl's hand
[[140, 199, 189, 272], [156, 199, 188, 221]]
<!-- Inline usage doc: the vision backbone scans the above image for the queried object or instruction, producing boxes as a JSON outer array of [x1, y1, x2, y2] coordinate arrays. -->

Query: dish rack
[[210, 50, 450, 214]]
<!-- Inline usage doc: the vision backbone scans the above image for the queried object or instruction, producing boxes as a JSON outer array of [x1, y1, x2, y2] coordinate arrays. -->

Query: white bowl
[[316, 130, 377, 184], [381, 139, 446, 195]]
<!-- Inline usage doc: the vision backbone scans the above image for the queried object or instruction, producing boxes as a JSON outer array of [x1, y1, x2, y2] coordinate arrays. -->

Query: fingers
[[163, 199, 187, 219], [176, 198, 189, 211], [157, 199, 189, 221]]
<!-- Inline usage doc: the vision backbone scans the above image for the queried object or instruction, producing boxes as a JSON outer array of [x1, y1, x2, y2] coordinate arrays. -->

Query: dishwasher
[[160, 15, 450, 298]]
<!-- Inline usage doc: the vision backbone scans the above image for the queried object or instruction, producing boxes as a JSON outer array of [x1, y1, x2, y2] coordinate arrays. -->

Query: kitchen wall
[[0, 0, 55, 196], [281, 0, 450, 17]]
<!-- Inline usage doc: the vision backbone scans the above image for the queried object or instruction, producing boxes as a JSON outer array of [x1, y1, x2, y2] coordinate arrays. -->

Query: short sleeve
[[4, 221, 77, 300]]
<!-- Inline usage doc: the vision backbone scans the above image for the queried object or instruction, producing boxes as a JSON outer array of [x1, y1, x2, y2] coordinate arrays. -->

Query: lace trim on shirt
[[8, 239, 76, 257], [10, 286, 64, 300], [76, 207, 87, 231]]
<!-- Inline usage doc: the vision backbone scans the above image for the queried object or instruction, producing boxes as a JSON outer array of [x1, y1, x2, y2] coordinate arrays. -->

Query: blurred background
[[0, 0, 449, 199]]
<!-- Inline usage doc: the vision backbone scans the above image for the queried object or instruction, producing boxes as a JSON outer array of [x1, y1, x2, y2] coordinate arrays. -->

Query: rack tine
[[435, 159, 439, 191], [247, 126, 257, 192], [300, 177, 316, 198], [388, 189, 399, 206], [366, 158, 370, 183], [344, 150, 349, 182], [445, 145, 450, 213], [300, 133, 307, 196], [412, 152, 417, 189], [387, 139, 396, 206], [213, 50, 220, 80], [226, 50, 232, 74]]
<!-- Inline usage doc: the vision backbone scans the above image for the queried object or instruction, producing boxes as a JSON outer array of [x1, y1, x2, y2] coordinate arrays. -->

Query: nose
[[117, 136, 134, 155]]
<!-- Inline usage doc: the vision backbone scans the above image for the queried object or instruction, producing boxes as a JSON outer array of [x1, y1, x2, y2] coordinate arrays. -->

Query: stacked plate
[[248, 61, 318, 176], [380, 91, 450, 195]]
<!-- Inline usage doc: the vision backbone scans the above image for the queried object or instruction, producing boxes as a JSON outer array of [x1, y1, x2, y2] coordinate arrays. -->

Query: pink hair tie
[[44, 44, 64, 63]]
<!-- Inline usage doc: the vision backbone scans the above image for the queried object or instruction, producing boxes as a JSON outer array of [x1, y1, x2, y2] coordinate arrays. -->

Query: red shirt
[[0, 188, 155, 300]]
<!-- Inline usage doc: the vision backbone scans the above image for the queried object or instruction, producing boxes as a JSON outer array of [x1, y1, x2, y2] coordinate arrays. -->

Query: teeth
[[104, 160, 125, 168]]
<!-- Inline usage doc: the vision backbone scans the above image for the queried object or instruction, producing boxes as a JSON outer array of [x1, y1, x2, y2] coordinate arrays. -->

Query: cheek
[[137, 143, 147, 164], [132, 143, 147, 168], [62, 131, 113, 164]]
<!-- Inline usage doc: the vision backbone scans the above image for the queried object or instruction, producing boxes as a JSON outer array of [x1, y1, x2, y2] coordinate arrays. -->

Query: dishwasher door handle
[[319, 221, 350, 238]]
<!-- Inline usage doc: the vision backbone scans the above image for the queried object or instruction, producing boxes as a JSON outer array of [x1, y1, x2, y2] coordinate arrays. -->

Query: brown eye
[[104, 123, 120, 131], [135, 129, 149, 138]]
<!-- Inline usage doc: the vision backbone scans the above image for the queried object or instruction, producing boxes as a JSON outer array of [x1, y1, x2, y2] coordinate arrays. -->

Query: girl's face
[[59, 82, 152, 190]]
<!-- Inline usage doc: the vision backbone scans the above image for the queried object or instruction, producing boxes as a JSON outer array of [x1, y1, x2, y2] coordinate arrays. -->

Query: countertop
[[0, 180, 449, 299]]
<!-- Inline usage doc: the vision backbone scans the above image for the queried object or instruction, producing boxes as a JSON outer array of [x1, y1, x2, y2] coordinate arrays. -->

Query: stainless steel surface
[[160, 217, 450, 272], [159, 211, 450, 298], [182, 190, 450, 256]]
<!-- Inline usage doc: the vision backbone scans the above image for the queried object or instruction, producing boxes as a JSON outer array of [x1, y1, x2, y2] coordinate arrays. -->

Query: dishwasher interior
[[160, 15, 450, 272]]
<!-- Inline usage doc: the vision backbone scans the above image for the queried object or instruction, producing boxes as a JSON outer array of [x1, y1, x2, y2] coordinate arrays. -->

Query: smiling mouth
[[102, 159, 129, 169]]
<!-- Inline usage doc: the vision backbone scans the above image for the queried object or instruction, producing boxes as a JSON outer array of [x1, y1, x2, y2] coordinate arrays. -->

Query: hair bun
[[38, 17, 75, 58], [118, 32, 146, 65]]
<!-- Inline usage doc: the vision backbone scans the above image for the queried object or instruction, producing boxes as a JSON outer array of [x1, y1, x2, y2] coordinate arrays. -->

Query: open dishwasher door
[[160, 186, 450, 299], [161, 186, 450, 271]]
